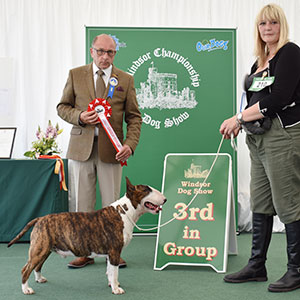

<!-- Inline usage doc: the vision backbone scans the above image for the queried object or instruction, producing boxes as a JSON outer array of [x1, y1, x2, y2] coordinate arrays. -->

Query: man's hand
[[116, 145, 132, 162], [80, 110, 100, 125]]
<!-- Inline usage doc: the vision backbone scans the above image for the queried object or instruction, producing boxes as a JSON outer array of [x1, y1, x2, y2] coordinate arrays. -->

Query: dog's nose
[[163, 199, 167, 204]]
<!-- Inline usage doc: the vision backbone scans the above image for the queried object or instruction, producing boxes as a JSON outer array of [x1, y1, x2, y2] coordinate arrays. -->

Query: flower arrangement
[[24, 121, 63, 159]]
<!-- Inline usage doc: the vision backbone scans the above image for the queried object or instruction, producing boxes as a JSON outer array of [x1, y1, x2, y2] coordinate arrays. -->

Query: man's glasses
[[93, 48, 116, 57]]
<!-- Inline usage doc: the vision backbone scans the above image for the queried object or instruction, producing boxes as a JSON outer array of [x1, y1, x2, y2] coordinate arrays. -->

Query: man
[[57, 34, 142, 268]]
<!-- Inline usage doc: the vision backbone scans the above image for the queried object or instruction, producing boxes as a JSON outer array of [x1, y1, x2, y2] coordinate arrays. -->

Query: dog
[[8, 177, 167, 295]]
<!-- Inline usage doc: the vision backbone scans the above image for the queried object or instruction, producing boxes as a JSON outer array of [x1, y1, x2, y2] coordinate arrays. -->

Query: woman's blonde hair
[[254, 3, 289, 67]]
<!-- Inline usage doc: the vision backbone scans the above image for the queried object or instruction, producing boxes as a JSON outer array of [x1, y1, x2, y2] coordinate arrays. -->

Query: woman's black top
[[245, 42, 300, 128]]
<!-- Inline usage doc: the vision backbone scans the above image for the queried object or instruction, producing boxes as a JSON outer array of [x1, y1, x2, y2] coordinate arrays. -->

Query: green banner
[[86, 27, 237, 232], [154, 154, 237, 272]]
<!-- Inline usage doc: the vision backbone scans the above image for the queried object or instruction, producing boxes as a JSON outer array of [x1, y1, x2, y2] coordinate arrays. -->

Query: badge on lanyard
[[248, 73, 275, 92], [107, 76, 118, 99]]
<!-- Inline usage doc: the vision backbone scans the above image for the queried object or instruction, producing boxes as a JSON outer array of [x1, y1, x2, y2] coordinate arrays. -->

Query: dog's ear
[[126, 177, 136, 198], [125, 176, 133, 188]]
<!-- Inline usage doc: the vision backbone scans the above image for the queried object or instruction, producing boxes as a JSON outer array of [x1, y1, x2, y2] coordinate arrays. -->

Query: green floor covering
[[1, 233, 300, 300]]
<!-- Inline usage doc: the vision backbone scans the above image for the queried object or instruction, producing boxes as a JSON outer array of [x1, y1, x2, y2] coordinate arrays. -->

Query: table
[[0, 159, 68, 242]]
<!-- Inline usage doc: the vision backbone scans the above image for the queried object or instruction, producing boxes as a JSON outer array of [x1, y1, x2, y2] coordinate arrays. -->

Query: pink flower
[[46, 125, 57, 139]]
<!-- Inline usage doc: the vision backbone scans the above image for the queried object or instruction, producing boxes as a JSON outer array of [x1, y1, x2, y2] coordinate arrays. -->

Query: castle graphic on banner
[[136, 62, 198, 110]]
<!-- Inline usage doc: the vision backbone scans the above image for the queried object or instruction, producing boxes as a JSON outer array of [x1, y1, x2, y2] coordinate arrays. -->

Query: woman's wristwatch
[[236, 112, 245, 127]]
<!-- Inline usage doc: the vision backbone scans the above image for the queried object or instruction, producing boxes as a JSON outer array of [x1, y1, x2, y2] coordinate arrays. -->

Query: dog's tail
[[7, 218, 39, 247]]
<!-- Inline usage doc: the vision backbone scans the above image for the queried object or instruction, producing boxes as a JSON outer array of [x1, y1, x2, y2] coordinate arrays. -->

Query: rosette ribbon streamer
[[88, 98, 127, 166], [38, 155, 68, 191]]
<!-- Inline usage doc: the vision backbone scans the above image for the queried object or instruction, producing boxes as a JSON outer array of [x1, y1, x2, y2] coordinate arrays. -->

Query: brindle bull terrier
[[8, 177, 167, 295]]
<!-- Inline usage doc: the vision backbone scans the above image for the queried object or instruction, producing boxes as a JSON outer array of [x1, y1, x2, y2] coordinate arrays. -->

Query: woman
[[220, 4, 300, 293]]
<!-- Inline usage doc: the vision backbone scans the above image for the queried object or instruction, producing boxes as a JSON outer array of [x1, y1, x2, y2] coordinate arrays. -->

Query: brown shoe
[[67, 257, 94, 269], [119, 257, 127, 268]]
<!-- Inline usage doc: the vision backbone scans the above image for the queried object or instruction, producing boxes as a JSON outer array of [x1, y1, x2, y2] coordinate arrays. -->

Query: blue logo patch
[[110, 35, 127, 51], [196, 39, 229, 52]]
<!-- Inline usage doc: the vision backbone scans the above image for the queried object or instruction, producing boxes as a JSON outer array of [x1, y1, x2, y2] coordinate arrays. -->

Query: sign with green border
[[154, 153, 237, 272]]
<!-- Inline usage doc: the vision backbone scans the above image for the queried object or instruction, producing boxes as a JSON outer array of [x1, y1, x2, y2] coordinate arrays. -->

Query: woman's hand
[[219, 115, 241, 139]]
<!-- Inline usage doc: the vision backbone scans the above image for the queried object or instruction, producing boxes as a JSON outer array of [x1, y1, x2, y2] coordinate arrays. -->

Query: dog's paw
[[36, 276, 47, 283], [112, 286, 125, 295], [22, 286, 35, 295], [34, 271, 47, 283], [22, 282, 35, 295]]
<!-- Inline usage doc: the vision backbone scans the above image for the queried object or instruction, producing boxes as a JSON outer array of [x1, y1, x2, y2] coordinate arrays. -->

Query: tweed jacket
[[57, 63, 142, 163]]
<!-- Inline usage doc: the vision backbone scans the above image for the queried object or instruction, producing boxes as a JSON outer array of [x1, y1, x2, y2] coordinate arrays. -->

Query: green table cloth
[[0, 159, 68, 242]]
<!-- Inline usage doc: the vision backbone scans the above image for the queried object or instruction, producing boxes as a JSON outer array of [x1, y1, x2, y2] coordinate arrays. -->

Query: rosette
[[88, 98, 112, 119]]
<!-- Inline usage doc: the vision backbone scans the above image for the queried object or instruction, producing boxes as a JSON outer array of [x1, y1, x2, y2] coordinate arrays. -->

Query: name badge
[[248, 76, 274, 92]]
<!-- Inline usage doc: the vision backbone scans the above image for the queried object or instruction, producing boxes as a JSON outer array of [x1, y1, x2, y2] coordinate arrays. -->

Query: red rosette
[[87, 98, 112, 122]]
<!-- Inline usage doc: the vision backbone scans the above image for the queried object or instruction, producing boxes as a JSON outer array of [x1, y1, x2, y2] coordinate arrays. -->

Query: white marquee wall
[[1, 0, 299, 231]]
